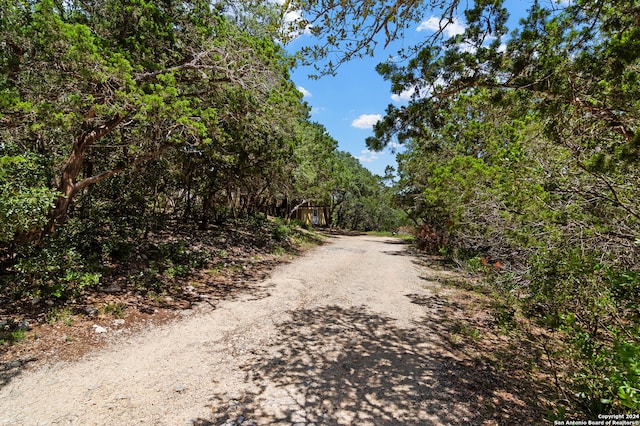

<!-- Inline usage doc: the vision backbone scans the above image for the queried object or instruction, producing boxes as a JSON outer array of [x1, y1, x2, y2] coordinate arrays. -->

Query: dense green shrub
[[0, 151, 58, 243], [10, 239, 102, 300]]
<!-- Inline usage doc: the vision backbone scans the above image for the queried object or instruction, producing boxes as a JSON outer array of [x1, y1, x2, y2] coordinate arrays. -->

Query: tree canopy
[[1, 0, 405, 309]]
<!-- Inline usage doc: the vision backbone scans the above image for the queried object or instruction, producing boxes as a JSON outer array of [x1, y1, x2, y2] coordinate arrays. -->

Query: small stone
[[84, 306, 99, 317], [174, 384, 186, 393], [31, 297, 41, 305], [17, 320, 30, 331], [113, 319, 125, 326], [102, 283, 121, 293], [92, 324, 107, 334]]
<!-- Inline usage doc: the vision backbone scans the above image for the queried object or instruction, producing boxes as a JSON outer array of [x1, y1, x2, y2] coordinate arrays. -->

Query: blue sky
[[282, 1, 562, 176]]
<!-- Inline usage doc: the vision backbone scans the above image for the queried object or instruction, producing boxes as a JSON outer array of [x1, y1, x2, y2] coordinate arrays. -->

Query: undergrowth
[[443, 248, 640, 418], [0, 214, 323, 336]]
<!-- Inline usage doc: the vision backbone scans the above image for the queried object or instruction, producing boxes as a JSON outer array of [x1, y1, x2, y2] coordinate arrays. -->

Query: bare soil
[[0, 235, 556, 425]]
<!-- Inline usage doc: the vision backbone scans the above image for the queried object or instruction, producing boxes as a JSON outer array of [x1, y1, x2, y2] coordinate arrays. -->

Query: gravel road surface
[[0, 235, 534, 425]]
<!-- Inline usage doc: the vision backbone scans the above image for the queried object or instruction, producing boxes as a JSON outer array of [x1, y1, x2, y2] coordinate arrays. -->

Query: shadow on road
[[0, 358, 36, 390], [200, 303, 551, 425]]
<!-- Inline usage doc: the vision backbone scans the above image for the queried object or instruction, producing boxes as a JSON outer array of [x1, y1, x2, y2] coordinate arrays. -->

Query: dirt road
[[0, 235, 544, 425]]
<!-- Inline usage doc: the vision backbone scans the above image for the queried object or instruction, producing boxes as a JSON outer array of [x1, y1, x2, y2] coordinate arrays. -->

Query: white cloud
[[391, 86, 417, 102], [390, 76, 447, 103], [311, 106, 325, 115], [283, 9, 303, 25], [297, 86, 312, 97], [271, 0, 312, 39], [416, 15, 507, 56], [351, 114, 382, 129], [355, 149, 379, 163], [458, 41, 478, 54], [417, 16, 466, 38]]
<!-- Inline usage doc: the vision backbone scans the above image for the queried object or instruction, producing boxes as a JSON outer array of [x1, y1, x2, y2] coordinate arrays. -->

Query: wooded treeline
[[285, 0, 639, 416], [0, 2, 405, 305]]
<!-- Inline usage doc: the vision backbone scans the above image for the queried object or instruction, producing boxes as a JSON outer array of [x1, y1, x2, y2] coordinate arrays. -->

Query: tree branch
[[73, 151, 163, 193]]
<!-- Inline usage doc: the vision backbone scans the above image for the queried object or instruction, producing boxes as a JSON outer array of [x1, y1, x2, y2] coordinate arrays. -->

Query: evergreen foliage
[[0, 0, 405, 306]]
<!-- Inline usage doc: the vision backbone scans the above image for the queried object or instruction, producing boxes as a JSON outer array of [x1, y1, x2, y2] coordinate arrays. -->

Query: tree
[[280, 0, 465, 75], [1, 0, 288, 238], [288, 121, 339, 218], [327, 151, 404, 231], [2, 0, 338, 303]]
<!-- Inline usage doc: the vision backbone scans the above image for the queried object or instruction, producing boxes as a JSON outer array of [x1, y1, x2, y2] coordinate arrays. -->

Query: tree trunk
[[45, 114, 124, 235], [288, 199, 308, 220]]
